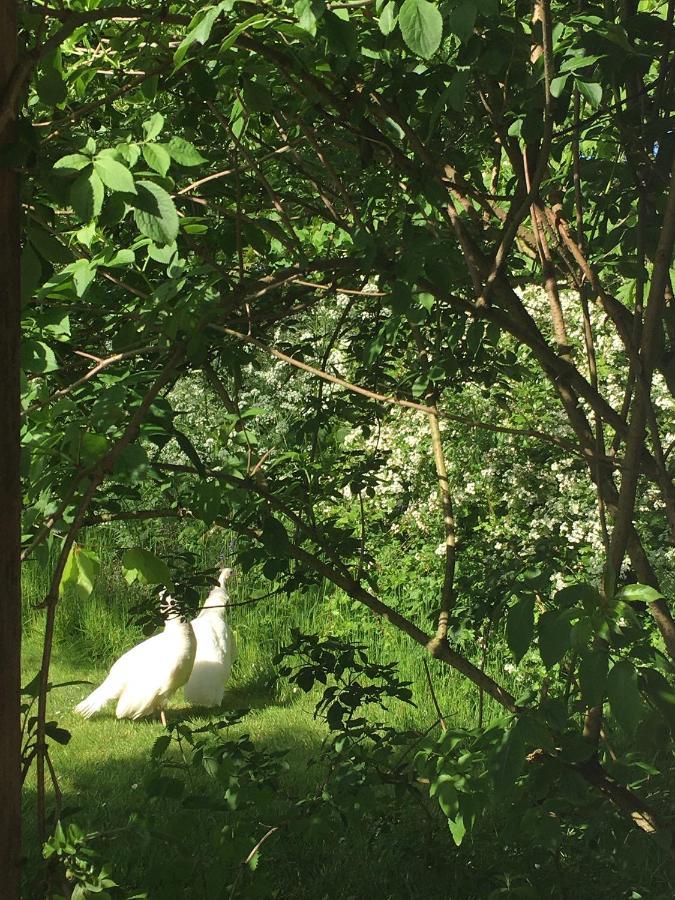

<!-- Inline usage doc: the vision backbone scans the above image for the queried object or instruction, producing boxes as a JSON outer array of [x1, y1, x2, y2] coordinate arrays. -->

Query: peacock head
[[217, 567, 234, 589], [158, 589, 188, 623]]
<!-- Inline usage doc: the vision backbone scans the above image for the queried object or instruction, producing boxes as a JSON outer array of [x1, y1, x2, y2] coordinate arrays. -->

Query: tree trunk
[[0, 0, 22, 896]]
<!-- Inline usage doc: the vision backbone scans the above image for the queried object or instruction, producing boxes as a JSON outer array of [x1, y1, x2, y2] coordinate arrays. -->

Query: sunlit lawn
[[20, 569, 675, 899]]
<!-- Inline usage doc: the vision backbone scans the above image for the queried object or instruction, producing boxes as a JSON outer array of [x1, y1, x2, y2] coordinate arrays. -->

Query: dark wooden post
[[0, 0, 22, 895]]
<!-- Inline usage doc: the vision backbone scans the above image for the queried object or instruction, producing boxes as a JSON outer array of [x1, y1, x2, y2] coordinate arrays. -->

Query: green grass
[[20, 552, 675, 899]]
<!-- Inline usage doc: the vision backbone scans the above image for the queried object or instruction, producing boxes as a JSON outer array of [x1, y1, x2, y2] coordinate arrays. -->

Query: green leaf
[[21, 339, 58, 373], [537, 609, 571, 669], [607, 660, 643, 734], [243, 80, 273, 113], [295, 0, 320, 36], [554, 582, 600, 612], [448, 814, 466, 846], [617, 583, 665, 604], [167, 137, 207, 166], [193, 481, 221, 525], [518, 711, 555, 751], [506, 596, 535, 664], [391, 282, 413, 314], [520, 807, 561, 850], [143, 112, 165, 142], [495, 718, 528, 792], [261, 516, 290, 556], [70, 258, 97, 297], [398, 0, 443, 59], [221, 13, 266, 54], [36, 63, 67, 106], [430, 773, 456, 811], [53, 154, 91, 174], [559, 54, 603, 74], [94, 156, 136, 193], [60, 545, 100, 600], [76, 221, 96, 248], [640, 668, 675, 734], [507, 118, 522, 138], [173, 427, 206, 475], [447, 70, 471, 111], [122, 548, 172, 586], [379, 1, 398, 35], [28, 226, 73, 265], [576, 80, 602, 108], [133, 180, 179, 245], [99, 194, 126, 228], [147, 241, 177, 263], [70, 171, 104, 221], [174, 2, 227, 66], [239, 406, 267, 419], [40, 311, 71, 339], [104, 248, 135, 267], [115, 443, 149, 481], [579, 648, 608, 708], [228, 95, 244, 139], [78, 431, 109, 463], [411, 372, 430, 398], [296, 667, 315, 692], [141, 74, 159, 100], [145, 774, 185, 799], [142, 143, 172, 176], [550, 74, 568, 98], [21, 243, 42, 303], [151, 734, 172, 758], [448, 1, 477, 44], [323, 11, 358, 58], [44, 722, 71, 745], [190, 4, 226, 43], [570, 616, 594, 651], [77, 550, 101, 600], [117, 142, 141, 167]]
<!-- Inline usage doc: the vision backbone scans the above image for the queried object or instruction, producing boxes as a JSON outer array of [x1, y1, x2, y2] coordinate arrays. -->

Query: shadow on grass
[[22, 708, 675, 900], [21, 706, 472, 900]]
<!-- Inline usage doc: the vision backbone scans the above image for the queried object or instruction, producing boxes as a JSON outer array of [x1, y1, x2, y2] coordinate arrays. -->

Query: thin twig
[[210, 323, 434, 414], [422, 659, 447, 732], [176, 143, 295, 195], [23, 346, 159, 417]]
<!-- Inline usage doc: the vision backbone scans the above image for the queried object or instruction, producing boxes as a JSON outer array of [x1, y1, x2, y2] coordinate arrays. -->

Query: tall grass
[[23, 534, 143, 666], [22, 529, 510, 733], [23, 533, 513, 744], [20, 533, 675, 900], [19, 533, 514, 899]]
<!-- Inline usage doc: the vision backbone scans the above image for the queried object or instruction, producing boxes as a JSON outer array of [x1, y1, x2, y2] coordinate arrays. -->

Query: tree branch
[[608, 154, 675, 582], [0, 6, 188, 132], [35, 346, 184, 841]]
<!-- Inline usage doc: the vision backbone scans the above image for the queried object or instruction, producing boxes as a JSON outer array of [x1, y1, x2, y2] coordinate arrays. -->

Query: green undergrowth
[[21, 549, 675, 899]]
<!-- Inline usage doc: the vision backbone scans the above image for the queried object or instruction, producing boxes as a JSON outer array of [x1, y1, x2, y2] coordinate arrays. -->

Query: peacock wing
[[113, 632, 173, 719]]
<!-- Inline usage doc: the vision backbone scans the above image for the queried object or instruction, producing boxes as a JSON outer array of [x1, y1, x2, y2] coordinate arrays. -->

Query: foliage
[[7, 0, 675, 892], [18, 605, 675, 898], [43, 821, 133, 900], [147, 710, 287, 813], [276, 629, 415, 729]]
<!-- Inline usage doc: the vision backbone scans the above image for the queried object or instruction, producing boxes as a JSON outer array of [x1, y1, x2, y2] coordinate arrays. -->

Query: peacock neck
[[198, 587, 228, 617]]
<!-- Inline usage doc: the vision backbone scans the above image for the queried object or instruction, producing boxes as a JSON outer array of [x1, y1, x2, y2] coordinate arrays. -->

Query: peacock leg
[[160, 709, 167, 728]]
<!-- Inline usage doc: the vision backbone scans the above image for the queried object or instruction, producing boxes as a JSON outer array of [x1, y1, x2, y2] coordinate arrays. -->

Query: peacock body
[[184, 568, 237, 707], [74, 593, 196, 720]]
